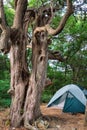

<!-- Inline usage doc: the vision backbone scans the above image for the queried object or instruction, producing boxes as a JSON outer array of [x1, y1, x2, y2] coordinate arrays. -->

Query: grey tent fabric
[[47, 84, 87, 113]]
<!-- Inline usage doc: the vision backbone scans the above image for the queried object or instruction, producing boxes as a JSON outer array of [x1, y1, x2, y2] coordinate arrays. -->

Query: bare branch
[[0, 27, 11, 54], [0, 0, 11, 54], [47, 0, 54, 24], [48, 50, 64, 62], [45, 0, 73, 35], [0, 0, 7, 30], [34, 0, 73, 36]]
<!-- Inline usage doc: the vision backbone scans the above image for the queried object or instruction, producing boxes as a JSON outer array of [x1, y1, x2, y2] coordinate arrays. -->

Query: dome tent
[[47, 84, 87, 113]]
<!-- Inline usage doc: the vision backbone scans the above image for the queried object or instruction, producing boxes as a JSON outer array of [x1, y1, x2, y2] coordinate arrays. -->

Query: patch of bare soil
[[0, 104, 87, 130]]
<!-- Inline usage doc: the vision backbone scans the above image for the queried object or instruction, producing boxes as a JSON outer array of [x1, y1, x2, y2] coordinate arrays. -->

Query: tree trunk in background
[[24, 30, 48, 124], [9, 30, 29, 127], [72, 67, 79, 83]]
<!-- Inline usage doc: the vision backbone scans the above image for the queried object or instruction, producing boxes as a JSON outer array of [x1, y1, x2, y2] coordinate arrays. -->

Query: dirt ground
[[0, 104, 87, 130]]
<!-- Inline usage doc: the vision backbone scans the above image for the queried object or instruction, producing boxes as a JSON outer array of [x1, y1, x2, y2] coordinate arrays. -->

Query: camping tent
[[47, 84, 87, 113], [79, 86, 87, 98]]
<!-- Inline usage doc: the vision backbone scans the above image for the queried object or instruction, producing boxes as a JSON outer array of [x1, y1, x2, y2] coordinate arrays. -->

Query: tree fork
[[9, 0, 28, 127]]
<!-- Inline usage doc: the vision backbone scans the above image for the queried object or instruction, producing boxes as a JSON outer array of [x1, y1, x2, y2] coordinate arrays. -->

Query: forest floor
[[0, 103, 87, 130]]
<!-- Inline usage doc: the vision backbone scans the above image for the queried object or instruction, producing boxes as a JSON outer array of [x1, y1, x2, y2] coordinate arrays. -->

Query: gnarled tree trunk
[[9, 29, 29, 127], [7, 0, 29, 127], [24, 30, 48, 126]]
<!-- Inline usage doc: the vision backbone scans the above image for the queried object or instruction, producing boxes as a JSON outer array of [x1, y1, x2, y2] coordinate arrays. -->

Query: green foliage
[[51, 14, 62, 28], [28, 0, 52, 8], [41, 91, 52, 103], [28, 0, 42, 7], [41, 63, 72, 103], [0, 54, 10, 80], [0, 54, 10, 107], [4, 6, 14, 26], [8, 0, 15, 9], [0, 80, 11, 108], [26, 48, 32, 71], [0, 98, 11, 108]]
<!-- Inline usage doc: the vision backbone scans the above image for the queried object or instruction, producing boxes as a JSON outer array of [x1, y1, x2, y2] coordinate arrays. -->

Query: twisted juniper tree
[[0, 0, 74, 129]]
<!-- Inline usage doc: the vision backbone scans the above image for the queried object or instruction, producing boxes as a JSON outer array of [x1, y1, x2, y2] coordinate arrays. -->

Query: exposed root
[[34, 118, 49, 130], [24, 122, 39, 130], [24, 116, 50, 130]]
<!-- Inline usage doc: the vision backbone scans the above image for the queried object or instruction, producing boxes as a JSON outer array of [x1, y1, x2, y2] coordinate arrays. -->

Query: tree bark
[[7, 0, 28, 127], [0, 0, 11, 53], [9, 29, 29, 127], [24, 29, 48, 126]]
